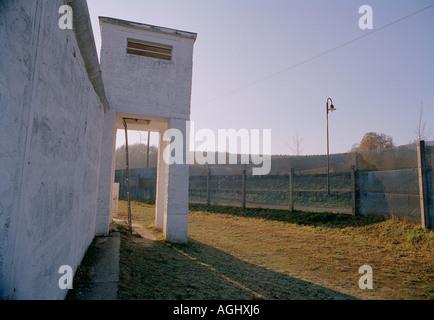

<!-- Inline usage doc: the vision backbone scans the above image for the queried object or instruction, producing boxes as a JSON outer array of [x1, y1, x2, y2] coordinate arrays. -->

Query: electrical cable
[[197, 3, 434, 107]]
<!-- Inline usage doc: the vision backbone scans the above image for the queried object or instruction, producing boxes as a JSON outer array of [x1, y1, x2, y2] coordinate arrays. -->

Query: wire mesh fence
[[188, 141, 432, 224], [115, 167, 157, 200], [189, 161, 353, 212], [116, 141, 433, 227], [354, 142, 419, 172], [354, 141, 433, 225]]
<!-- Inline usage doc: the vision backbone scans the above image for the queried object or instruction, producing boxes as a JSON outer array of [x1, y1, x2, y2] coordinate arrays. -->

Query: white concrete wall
[[0, 0, 105, 299], [99, 17, 196, 120], [95, 109, 116, 236]]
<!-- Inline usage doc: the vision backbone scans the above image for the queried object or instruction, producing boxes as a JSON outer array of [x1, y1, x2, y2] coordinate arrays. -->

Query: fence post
[[289, 168, 294, 212], [417, 140, 430, 229], [123, 119, 132, 233], [351, 165, 358, 216], [206, 166, 211, 206], [136, 175, 140, 199], [120, 172, 124, 198], [154, 168, 158, 201], [242, 167, 246, 209]]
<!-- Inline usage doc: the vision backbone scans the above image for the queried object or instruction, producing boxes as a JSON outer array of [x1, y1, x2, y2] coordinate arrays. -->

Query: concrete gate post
[[164, 118, 189, 243]]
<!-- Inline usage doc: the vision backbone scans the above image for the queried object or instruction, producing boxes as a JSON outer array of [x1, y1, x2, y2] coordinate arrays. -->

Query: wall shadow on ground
[[189, 204, 383, 229], [118, 231, 356, 300]]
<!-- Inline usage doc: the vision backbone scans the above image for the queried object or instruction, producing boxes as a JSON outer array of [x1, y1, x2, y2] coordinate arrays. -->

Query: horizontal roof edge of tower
[[99, 16, 197, 41]]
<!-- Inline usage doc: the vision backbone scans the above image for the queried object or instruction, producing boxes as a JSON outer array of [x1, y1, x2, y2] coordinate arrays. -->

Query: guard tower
[[96, 17, 197, 243]]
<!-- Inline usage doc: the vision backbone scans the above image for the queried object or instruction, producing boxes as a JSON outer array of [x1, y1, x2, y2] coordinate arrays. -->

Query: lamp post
[[326, 97, 336, 196], [137, 130, 151, 167]]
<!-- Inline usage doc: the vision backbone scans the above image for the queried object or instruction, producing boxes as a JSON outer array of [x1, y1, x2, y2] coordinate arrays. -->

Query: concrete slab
[[81, 231, 120, 300], [77, 221, 159, 300]]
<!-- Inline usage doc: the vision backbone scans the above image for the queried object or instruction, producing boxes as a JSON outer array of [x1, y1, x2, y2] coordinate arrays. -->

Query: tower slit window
[[126, 39, 172, 61]]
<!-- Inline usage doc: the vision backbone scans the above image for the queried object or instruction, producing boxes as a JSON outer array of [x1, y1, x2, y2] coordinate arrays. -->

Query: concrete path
[[79, 220, 157, 300], [80, 224, 120, 300]]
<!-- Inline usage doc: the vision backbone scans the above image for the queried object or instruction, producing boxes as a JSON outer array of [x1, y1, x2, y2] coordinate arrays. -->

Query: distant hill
[[116, 141, 432, 175]]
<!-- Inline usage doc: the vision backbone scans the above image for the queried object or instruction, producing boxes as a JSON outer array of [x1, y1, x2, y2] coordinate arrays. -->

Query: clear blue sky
[[87, 0, 434, 156]]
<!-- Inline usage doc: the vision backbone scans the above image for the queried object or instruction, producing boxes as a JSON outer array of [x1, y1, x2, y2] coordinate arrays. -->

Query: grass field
[[112, 200, 433, 300]]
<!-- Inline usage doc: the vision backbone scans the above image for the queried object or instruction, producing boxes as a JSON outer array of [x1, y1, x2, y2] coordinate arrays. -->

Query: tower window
[[126, 39, 172, 61]]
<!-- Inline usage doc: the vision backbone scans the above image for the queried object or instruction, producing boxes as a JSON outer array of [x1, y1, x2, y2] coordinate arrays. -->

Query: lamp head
[[329, 104, 336, 112]]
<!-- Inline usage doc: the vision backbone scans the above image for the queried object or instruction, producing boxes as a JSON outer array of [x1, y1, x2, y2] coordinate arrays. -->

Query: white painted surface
[[97, 17, 196, 243], [0, 2, 196, 300], [95, 109, 116, 236], [0, 1, 104, 299], [99, 17, 196, 120]]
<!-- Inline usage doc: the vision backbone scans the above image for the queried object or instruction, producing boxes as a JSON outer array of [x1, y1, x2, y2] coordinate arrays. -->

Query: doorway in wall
[[113, 114, 164, 232]]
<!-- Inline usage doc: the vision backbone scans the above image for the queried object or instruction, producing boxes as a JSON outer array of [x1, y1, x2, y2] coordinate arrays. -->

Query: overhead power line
[[197, 3, 434, 107]]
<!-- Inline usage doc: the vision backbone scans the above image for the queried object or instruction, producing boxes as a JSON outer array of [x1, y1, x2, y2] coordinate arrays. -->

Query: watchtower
[[96, 17, 197, 243]]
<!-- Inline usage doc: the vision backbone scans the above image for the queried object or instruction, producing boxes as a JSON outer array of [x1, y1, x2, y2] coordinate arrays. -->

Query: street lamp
[[326, 97, 336, 196]]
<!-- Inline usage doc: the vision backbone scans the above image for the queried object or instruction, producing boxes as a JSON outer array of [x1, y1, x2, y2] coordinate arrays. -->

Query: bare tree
[[286, 128, 305, 156], [414, 101, 432, 142]]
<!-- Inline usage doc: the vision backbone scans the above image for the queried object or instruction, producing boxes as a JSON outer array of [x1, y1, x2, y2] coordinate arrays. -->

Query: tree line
[[115, 143, 158, 170]]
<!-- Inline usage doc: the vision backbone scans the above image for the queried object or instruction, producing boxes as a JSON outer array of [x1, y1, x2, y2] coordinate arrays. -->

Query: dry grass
[[115, 200, 433, 300]]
